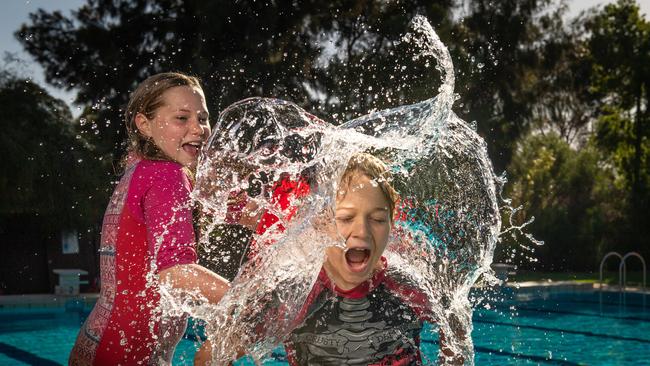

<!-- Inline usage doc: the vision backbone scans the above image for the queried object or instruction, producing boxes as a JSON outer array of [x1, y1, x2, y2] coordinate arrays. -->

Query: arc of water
[[191, 16, 499, 365], [338, 16, 461, 159], [618, 252, 647, 309], [406, 15, 454, 95], [400, 15, 456, 137], [598, 251, 622, 314]]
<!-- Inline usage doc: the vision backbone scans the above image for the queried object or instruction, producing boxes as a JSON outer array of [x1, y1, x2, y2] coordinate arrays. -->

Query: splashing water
[[180, 16, 502, 365]]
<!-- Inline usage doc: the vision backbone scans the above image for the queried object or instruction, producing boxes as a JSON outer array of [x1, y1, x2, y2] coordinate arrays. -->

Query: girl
[[69, 72, 229, 366]]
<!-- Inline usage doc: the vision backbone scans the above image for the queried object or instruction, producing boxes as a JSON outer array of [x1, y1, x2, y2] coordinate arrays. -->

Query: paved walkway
[[0, 293, 98, 308]]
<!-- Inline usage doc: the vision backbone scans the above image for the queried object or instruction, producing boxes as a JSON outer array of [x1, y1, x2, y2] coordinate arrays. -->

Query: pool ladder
[[598, 251, 647, 312]]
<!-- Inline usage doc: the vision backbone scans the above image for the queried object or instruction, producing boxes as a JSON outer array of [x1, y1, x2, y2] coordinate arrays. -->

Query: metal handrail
[[619, 252, 647, 309], [599, 251, 622, 313], [599, 252, 623, 290]]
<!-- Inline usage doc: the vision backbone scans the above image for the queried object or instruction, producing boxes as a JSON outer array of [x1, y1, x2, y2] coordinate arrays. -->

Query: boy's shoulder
[[383, 263, 414, 286], [382, 262, 431, 314]]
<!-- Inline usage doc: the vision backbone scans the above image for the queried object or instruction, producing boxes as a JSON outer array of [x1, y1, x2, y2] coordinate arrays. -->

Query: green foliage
[[586, 0, 649, 191], [502, 132, 622, 270], [0, 71, 110, 230], [16, 0, 566, 172], [16, 0, 455, 156], [9, 0, 650, 271], [499, 0, 650, 270], [451, 0, 564, 170], [529, 15, 596, 146], [586, 0, 649, 107], [584, 0, 650, 252]]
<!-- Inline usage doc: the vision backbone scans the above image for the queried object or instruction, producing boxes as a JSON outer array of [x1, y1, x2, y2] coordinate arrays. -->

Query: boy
[[197, 153, 458, 365], [284, 152, 427, 365]]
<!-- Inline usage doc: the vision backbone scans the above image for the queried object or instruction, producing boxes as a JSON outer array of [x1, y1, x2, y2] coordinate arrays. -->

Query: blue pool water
[[1, 289, 648, 365]]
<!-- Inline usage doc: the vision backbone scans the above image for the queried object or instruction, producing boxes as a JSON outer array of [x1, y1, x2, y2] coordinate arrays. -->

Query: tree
[[502, 132, 622, 271], [18, 0, 575, 170], [451, 0, 565, 171], [528, 14, 596, 146], [0, 70, 109, 230], [16, 0, 455, 159], [584, 0, 649, 249], [19, 0, 647, 271], [500, 1, 650, 269]]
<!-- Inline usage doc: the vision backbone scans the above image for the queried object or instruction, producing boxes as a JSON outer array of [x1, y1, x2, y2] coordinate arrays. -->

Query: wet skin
[[324, 173, 392, 290], [135, 85, 210, 170]]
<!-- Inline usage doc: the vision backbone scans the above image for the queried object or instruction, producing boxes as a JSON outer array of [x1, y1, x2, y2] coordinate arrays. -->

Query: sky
[[1, 0, 86, 112], [1, 0, 649, 115]]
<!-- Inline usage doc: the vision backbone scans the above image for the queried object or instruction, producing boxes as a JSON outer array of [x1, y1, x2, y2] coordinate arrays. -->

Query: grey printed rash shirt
[[285, 260, 429, 366]]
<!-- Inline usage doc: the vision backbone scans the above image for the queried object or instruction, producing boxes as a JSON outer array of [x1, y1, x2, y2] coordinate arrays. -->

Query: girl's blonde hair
[[338, 153, 398, 219], [123, 72, 203, 165]]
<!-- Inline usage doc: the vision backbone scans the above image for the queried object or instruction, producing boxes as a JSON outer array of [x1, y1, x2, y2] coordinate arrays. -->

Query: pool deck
[[1, 281, 647, 308], [0, 293, 99, 309], [510, 280, 650, 294]]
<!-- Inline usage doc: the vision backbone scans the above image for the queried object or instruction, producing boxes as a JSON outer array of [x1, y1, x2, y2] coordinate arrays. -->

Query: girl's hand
[[226, 190, 263, 230], [194, 339, 246, 366], [194, 340, 213, 366]]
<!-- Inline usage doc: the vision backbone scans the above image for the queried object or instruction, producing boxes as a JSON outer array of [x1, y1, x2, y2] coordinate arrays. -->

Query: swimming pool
[[1, 288, 648, 365]]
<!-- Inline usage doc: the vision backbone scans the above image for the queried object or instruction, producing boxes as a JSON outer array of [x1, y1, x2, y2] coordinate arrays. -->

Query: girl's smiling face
[[136, 85, 210, 169], [324, 173, 392, 290]]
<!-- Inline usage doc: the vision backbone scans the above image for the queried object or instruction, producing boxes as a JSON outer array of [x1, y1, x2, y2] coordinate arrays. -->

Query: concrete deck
[[0, 293, 99, 308], [1, 281, 647, 309]]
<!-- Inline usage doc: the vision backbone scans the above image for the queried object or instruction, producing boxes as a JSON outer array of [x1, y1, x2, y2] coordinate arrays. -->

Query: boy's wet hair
[[123, 72, 203, 166], [338, 153, 398, 219]]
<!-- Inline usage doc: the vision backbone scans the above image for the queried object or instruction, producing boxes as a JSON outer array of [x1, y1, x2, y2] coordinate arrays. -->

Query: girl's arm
[[194, 340, 245, 366], [159, 263, 229, 304], [194, 340, 213, 366], [144, 164, 230, 303]]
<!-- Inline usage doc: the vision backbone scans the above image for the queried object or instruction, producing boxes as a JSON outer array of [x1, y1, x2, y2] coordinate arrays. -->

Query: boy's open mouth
[[345, 248, 371, 272]]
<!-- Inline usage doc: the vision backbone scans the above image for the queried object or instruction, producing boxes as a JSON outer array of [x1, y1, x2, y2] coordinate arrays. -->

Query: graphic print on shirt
[[289, 283, 423, 365], [76, 164, 137, 360]]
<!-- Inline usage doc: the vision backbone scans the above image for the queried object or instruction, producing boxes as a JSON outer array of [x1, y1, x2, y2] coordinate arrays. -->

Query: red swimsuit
[[69, 160, 198, 366]]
